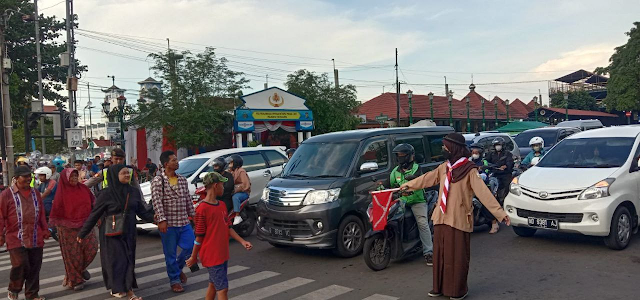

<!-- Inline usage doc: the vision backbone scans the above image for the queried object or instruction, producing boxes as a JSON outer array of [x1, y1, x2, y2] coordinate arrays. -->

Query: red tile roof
[[507, 99, 530, 119]]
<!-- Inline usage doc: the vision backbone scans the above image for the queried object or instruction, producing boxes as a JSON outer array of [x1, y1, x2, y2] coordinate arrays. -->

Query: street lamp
[[448, 90, 453, 128], [481, 97, 486, 131], [407, 90, 413, 126], [506, 100, 510, 122], [428, 92, 434, 121], [563, 92, 569, 121], [533, 96, 539, 122], [117, 95, 127, 149]]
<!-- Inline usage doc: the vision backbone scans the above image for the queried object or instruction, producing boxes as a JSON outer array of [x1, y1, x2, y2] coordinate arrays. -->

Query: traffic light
[[28, 112, 40, 131]]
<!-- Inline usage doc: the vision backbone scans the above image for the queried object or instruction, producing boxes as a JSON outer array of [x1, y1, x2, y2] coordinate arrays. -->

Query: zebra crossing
[[0, 239, 401, 300]]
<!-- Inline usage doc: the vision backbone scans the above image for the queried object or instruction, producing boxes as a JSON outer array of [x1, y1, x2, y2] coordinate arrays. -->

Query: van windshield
[[176, 158, 209, 178], [515, 131, 558, 148], [283, 142, 359, 178], [536, 138, 634, 168]]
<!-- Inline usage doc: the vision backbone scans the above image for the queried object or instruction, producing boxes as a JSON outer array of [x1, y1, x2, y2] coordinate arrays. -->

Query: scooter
[[193, 186, 257, 238], [474, 163, 501, 228], [363, 188, 423, 271]]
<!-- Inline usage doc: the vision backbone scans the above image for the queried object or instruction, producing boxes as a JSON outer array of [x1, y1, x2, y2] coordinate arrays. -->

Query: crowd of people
[[0, 148, 251, 300]]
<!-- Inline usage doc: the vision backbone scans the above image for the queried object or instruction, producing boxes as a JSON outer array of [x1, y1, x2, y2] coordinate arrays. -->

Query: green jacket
[[389, 163, 425, 205]]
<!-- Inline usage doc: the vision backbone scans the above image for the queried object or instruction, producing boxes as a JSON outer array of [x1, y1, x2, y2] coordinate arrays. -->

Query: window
[[264, 150, 287, 167], [505, 138, 515, 152], [240, 153, 267, 172], [176, 158, 209, 178], [283, 142, 358, 178], [428, 135, 446, 162], [537, 138, 634, 168], [396, 137, 427, 163], [357, 139, 389, 170]]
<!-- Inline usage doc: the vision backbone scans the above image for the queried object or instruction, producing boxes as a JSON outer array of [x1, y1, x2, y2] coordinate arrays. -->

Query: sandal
[[128, 295, 142, 300], [171, 283, 184, 293], [7, 291, 18, 300], [26, 297, 46, 300], [179, 272, 187, 284], [489, 222, 500, 234], [110, 291, 126, 298]]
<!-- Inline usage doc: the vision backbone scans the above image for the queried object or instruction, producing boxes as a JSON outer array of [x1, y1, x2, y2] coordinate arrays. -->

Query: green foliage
[[248, 140, 260, 147], [549, 90, 598, 111], [1, 0, 86, 124], [596, 22, 640, 112], [285, 70, 361, 134], [12, 118, 66, 153], [133, 48, 248, 149]]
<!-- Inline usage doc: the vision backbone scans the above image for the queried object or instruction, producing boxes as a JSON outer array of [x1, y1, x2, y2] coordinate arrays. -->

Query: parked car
[[505, 127, 640, 250], [137, 147, 287, 230], [515, 127, 581, 159], [256, 126, 455, 257], [463, 132, 521, 160], [556, 119, 604, 131]]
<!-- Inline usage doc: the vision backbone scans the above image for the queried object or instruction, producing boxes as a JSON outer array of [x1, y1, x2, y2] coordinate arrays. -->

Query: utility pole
[[465, 96, 470, 132], [445, 77, 452, 128], [87, 82, 93, 155], [1, 12, 15, 182], [506, 100, 510, 121], [332, 59, 339, 88], [494, 98, 498, 128], [34, 0, 45, 154], [395, 48, 399, 127], [482, 96, 486, 131], [65, 0, 76, 129], [428, 92, 434, 121]]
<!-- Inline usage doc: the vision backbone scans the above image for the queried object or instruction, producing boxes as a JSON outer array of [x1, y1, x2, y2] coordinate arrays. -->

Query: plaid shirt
[[151, 173, 194, 227]]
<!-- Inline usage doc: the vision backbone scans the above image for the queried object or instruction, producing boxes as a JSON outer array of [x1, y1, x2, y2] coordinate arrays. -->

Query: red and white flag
[[370, 188, 399, 231]]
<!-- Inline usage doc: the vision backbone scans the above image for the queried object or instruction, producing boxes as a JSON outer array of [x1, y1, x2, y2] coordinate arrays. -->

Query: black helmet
[[392, 143, 415, 156], [492, 137, 505, 146], [225, 154, 243, 169], [212, 157, 227, 172], [286, 148, 296, 155], [469, 143, 484, 152]]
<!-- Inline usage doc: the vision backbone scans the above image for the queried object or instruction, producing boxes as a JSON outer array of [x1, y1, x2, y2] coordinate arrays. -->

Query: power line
[[40, 0, 65, 11]]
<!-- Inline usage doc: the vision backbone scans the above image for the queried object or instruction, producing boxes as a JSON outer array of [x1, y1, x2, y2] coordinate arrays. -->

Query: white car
[[137, 147, 287, 230], [505, 126, 640, 250]]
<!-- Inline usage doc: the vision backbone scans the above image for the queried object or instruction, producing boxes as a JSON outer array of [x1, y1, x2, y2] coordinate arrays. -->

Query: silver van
[[556, 119, 603, 131]]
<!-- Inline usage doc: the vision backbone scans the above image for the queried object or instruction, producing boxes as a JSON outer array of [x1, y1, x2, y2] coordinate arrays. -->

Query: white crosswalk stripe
[[293, 285, 354, 300], [362, 294, 400, 300], [0, 249, 61, 267], [230, 277, 314, 300], [0, 244, 60, 260], [165, 271, 279, 300]]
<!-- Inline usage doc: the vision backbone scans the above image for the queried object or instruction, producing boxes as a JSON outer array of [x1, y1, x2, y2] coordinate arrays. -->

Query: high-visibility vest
[[102, 168, 134, 189], [30, 174, 35, 188]]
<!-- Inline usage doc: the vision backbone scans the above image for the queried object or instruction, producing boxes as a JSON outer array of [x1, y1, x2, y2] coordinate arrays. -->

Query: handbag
[[105, 193, 130, 237]]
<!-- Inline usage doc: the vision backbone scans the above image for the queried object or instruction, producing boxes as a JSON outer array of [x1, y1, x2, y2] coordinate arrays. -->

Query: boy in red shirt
[[186, 172, 252, 300]]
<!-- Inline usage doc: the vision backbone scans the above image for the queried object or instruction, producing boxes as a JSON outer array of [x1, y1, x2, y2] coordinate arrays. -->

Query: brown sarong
[[432, 224, 470, 298], [57, 226, 99, 287]]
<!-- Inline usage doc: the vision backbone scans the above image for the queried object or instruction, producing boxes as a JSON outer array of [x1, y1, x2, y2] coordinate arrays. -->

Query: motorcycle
[[474, 163, 501, 228], [363, 188, 423, 271], [193, 186, 257, 238]]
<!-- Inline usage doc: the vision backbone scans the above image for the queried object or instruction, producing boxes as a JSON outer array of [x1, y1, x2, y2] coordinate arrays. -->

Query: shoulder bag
[[105, 193, 130, 237]]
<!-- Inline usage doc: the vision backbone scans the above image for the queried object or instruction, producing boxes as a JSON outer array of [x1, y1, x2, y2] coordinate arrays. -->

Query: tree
[[1, 0, 86, 124], [133, 48, 249, 149], [12, 119, 66, 154], [285, 70, 361, 134], [549, 90, 598, 111], [595, 22, 640, 112]]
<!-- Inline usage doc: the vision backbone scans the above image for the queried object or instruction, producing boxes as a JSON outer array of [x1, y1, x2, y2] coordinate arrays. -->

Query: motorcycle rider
[[521, 137, 546, 167], [469, 144, 490, 181], [286, 148, 296, 160], [485, 137, 513, 234], [386, 144, 434, 265], [226, 155, 251, 225], [212, 157, 235, 212]]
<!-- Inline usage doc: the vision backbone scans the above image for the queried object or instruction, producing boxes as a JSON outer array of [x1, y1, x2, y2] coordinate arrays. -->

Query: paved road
[[1, 225, 638, 299]]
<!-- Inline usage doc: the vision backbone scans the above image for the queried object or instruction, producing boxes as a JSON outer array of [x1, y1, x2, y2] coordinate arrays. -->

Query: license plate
[[269, 227, 291, 239], [528, 217, 559, 230]]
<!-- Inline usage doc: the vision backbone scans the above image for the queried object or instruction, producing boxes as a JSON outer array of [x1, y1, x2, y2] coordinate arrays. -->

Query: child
[[186, 172, 252, 300]]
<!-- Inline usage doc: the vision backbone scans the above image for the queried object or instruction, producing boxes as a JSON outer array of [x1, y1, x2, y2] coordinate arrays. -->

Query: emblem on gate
[[269, 92, 284, 107], [539, 191, 549, 199]]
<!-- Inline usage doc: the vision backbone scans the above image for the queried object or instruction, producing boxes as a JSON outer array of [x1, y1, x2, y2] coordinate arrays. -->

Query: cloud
[[531, 44, 615, 76]]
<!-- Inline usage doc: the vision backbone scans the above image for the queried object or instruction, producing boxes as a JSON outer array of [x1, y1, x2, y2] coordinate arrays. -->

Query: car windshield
[[536, 137, 635, 168], [176, 158, 209, 178], [283, 142, 358, 178], [515, 131, 558, 148]]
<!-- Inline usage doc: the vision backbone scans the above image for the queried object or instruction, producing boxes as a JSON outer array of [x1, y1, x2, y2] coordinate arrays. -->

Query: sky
[[36, 0, 640, 125]]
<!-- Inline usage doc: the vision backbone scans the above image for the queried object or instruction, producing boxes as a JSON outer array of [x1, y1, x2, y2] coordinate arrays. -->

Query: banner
[[370, 188, 399, 231], [236, 109, 313, 121]]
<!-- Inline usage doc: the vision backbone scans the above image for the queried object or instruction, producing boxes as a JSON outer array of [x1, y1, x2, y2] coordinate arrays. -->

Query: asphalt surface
[[0, 224, 639, 300]]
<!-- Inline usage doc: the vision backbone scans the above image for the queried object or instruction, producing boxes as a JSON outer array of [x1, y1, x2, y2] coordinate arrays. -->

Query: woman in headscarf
[[401, 133, 511, 300], [77, 165, 154, 300], [49, 168, 99, 290]]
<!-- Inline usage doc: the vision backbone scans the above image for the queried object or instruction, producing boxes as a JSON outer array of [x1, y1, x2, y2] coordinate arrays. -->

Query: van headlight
[[261, 188, 270, 202], [509, 177, 521, 196], [303, 188, 341, 205], [579, 178, 615, 200]]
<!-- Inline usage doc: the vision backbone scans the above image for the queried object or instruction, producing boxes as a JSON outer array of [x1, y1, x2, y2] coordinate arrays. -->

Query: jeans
[[159, 225, 195, 285], [232, 192, 249, 213], [410, 202, 433, 255]]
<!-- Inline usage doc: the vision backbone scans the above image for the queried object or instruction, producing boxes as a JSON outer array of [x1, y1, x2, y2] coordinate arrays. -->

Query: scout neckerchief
[[11, 187, 39, 247], [440, 157, 468, 214]]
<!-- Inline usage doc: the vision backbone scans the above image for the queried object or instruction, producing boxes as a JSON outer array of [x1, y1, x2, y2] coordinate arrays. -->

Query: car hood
[[268, 177, 344, 190], [519, 167, 618, 191]]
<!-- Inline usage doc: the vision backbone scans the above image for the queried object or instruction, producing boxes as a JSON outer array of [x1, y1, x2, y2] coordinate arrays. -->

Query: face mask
[[442, 149, 451, 160], [471, 154, 480, 160], [533, 146, 541, 152], [495, 145, 503, 152]]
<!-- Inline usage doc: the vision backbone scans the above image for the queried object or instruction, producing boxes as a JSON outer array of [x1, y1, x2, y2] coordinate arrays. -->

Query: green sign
[[375, 114, 388, 123]]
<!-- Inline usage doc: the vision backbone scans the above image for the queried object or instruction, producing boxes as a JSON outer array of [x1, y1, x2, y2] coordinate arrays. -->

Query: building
[[549, 69, 608, 103]]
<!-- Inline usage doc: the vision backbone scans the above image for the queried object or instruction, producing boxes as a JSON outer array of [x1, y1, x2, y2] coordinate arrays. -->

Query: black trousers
[[8, 247, 43, 299]]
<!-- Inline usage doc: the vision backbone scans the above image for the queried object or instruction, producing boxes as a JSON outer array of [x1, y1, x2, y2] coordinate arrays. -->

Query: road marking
[[293, 285, 353, 300], [362, 294, 399, 300], [0, 249, 102, 271], [0, 249, 61, 266], [165, 271, 278, 300], [0, 244, 60, 259], [230, 277, 314, 300]]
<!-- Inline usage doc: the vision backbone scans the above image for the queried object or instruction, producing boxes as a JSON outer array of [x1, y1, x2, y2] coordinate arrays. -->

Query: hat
[[443, 133, 467, 147], [14, 166, 32, 177], [202, 172, 228, 186], [111, 148, 125, 158]]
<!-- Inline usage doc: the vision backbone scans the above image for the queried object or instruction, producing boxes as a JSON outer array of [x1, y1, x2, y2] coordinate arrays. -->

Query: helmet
[[529, 136, 544, 148], [212, 157, 227, 172], [469, 143, 484, 152], [492, 137, 505, 146], [16, 156, 29, 166], [52, 156, 65, 166], [34, 167, 52, 180], [225, 154, 243, 169], [286, 148, 296, 156], [392, 144, 415, 156]]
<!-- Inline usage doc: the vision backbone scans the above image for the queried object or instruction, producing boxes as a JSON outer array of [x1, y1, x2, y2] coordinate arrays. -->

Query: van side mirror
[[359, 162, 379, 173], [632, 156, 640, 172]]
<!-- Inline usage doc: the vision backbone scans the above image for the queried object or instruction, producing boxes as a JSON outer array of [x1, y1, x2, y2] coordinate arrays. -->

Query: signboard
[[626, 111, 632, 117], [235, 121, 255, 132], [236, 109, 313, 121], [66, 128, 83, 148], [375, 114, 388, 123], [296, 121, 314, 131]]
